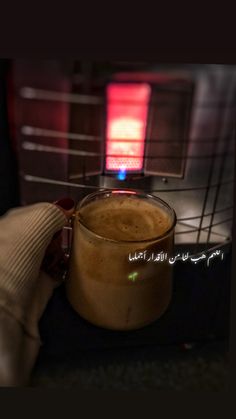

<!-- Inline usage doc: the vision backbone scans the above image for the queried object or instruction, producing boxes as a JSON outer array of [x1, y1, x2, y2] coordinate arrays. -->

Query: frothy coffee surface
[[78, 194, 171, 241]]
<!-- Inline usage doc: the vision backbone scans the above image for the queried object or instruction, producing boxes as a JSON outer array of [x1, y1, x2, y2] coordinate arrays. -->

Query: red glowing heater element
[[112, 190, 137, 194], [105, 83, 151, 171]]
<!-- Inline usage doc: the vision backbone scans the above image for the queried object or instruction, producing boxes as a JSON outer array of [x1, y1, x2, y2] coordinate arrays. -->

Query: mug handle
[[42, 198, 76, 281], [61, 213, 76, 280]]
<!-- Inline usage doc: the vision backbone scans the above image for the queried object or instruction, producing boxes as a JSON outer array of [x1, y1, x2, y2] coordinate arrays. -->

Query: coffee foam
[[78, 195, 171, 241]]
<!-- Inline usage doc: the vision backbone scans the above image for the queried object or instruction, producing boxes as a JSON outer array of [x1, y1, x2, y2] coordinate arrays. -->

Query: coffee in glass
[[66, 190, 176, 330]]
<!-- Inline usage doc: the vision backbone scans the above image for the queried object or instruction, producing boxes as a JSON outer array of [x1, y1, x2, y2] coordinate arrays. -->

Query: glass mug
[[66, 189, 176, 331]]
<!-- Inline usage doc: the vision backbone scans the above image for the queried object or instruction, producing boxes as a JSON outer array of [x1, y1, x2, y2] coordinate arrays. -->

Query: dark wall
[[0, 59, 19, 215]]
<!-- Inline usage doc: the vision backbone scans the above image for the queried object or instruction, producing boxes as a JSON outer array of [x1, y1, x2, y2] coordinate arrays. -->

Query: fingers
[[41, 233, 68, 282], [54, 198, 75, 219], [42, 198, 75, 281]]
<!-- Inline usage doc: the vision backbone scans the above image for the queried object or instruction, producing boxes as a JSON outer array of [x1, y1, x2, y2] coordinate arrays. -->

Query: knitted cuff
[[0, 203, 66, 313]]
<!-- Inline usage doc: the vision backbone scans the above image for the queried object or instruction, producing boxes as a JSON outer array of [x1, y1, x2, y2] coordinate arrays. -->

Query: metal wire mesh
[[13, 62, 235, 257]]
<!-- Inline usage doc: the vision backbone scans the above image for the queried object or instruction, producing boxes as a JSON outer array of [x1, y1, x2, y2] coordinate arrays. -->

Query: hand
[[0, 198, 75, 386], [0, 199, 75, 375]]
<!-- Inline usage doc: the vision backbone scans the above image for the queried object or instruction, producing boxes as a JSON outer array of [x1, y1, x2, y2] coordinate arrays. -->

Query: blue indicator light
[[117, 166, 127, 181]]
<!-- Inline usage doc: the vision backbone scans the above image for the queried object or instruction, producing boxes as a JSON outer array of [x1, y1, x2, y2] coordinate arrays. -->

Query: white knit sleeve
[[0, 203, 67, 386]]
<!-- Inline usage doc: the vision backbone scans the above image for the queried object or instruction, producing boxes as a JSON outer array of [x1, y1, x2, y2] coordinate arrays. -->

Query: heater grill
[[13, 61, 236, 257], [105, 83, 151, 172]]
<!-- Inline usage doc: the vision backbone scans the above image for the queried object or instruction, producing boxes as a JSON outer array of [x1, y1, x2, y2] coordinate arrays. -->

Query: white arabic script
[[128, 249, 224, 267]]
